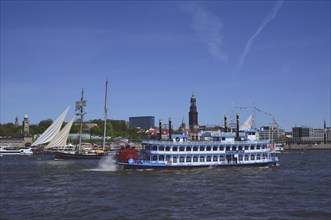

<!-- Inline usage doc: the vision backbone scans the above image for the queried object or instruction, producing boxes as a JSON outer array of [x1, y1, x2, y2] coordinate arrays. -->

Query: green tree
[[38, 119, 53, 133]]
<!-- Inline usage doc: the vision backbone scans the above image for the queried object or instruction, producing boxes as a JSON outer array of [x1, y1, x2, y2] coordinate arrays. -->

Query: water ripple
[[1, 150, 330, 219]]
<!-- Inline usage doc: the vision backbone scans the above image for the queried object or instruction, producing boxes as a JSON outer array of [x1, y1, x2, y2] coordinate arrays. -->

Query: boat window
[[173, 147, 178, 151], [152, 146, 157, 151], [179, 147, 185, 151], [173, 157, 177, 163], [159, 146, 164, 151], [250, 145, 255, 150], [159, 155, 165, 161], [238, 146, 243, 151], [179, 157, 185, 163], [252, 132, 256, 135], [222, 137, 226, 141], [200, 146, 205, 151], [206, 146, 211, 151], [226, 146, 230, 151], [166, 147, 170, 151], [220, 146, 224, 151], [193, 156, 198, 162], [152, 155, 157, 161], [239, 155, 243, 161], [145, 145, 150, 151], [251, 155, 255, 160], [186, 157, 191, 162], [244, 146, 249, 150], [263, 145, 267, 149], [232, 146, 236, 151], [186, 146, 192, 151], [213, 156, 218, 162], [257, 145, 260, 149], [200, 156, 205, 162], [166, 155, 170, 161], [256, 154, 261, 160], [245, 155, 249, 161], [262, 154, 266, 159], [213, 146, 218, 151], [220, 156, 224, 161], [206, 156, 211, 162], [193, 146, 198, 151]]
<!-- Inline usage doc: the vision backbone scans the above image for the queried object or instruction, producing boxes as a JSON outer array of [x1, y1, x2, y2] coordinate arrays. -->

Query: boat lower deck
[[117, 161, 278, 170]]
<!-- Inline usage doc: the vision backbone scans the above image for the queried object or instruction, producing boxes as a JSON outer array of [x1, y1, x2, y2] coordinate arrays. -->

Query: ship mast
[[103, 79, 108, 151], [76, 88, 87, 152]]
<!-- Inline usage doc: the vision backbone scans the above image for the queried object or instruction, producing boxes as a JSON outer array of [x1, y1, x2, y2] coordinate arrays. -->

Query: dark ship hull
[[54, 152, 105, 160]]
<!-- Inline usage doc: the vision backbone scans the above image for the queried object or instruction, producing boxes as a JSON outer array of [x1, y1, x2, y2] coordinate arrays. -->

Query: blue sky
[[1, 0, 330, 131]]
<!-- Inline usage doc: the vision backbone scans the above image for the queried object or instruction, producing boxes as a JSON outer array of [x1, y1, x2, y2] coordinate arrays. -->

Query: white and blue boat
[[0, 146, 33, 156], [116, 126, 279, 170]]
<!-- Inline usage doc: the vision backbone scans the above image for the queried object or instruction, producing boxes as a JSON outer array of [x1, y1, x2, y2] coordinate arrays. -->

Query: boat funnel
[[159, 119, 162, 140], [236, 113, 240, 141], [169, 118, 172, 139]]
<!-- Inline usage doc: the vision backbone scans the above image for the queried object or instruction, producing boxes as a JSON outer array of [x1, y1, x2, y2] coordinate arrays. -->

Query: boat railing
[[147, 148, 272, 155], [143, 140, 270, 146]]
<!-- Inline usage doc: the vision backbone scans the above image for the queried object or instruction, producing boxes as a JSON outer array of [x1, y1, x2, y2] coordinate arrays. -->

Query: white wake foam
[[90, 155, 119, 172]]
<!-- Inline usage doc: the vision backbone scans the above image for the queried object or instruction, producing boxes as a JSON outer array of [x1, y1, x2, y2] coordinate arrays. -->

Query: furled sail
[[239, 114, 253, 131], [32, 106, 70, 146], [45, 115, 76, 149]]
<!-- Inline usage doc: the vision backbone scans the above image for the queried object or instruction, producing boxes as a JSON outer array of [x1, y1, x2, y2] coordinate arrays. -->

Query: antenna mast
[[103, 79, 108, 151], [76, 88, 87, 152]]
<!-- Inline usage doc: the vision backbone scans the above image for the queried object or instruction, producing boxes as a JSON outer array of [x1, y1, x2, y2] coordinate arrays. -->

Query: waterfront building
[[0, 114, 32, 148], [189, 93, 199, 130], [325, 128, 331, 144], [129, 116, 155, 129], [259, 126, 285, 142], [292, 126, 329, 144]]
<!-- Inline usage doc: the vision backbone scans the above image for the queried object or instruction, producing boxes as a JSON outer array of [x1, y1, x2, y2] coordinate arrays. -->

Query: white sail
[[45, 115, 76, 149], [32, 106, 70, 146], [240, 114, 253, 131]]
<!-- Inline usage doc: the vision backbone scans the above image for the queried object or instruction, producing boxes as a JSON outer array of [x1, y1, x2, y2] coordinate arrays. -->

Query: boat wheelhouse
[[116, 131, 279, 169]]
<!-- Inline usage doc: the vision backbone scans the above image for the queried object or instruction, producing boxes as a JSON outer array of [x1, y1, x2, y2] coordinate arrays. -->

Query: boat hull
[[117, 161, 278, 170], [54, 152, 105, 160]]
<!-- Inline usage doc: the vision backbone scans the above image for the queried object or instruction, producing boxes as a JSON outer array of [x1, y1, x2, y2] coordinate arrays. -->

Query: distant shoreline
[[284, 144, 331, 150]]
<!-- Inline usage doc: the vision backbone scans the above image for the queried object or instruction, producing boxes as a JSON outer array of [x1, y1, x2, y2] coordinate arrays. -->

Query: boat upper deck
[[142, 139, 270, 146]]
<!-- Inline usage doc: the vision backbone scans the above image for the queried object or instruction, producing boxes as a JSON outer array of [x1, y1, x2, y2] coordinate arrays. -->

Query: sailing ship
[[32, 81, 110, 159], [116, 114, 279, 169], [54, 81, 109, 160], [31, 106, 73, 151]]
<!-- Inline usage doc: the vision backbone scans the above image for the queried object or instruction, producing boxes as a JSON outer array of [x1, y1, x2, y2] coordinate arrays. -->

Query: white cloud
[[181, 4, 227, 62]]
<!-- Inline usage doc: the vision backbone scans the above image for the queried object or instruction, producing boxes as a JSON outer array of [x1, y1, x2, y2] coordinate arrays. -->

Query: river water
[[1, 150, 330, 219]]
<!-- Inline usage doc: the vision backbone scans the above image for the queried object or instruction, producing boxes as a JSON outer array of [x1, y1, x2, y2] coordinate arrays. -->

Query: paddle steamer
[[116, 115, 279, 169]]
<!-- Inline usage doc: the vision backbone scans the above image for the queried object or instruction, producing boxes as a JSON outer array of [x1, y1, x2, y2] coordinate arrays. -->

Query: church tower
[[189, 93, 199, 130], [15, 116, 19, 127]]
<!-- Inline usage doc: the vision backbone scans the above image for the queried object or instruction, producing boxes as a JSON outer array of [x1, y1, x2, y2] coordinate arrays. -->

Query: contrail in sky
[[236, 0, 284, 74]]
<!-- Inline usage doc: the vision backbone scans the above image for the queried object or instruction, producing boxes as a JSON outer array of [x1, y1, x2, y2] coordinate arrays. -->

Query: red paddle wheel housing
[[116, 146, 140, 163]]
